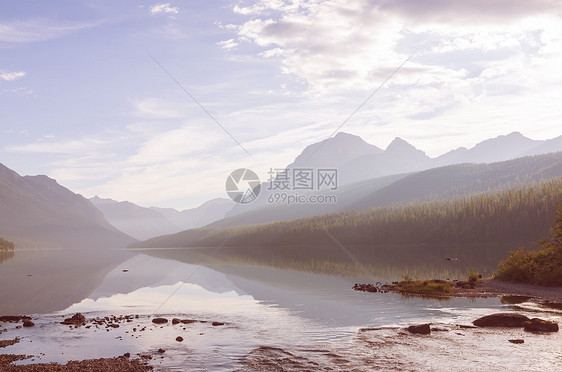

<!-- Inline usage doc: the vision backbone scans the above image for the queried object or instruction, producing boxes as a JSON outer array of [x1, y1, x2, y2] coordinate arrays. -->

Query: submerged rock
[[212, 322, 225, 326], [524, 318, 558, 332], [473, 313, 530, 327], [407, 324, 431, 335], [508, 339, 524, 344]]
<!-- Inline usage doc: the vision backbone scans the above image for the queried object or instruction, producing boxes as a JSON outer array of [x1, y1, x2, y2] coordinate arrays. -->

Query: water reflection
[[2, 250, 560, 371], [0, 244, 504, 315], [144, 244, 502, 282], [0, 250, 14, 264], [0, 249, 133, 314]]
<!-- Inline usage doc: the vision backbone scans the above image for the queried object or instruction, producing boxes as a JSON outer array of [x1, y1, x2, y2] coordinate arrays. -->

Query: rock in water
[[172, 318, 181, 325], [473, 313, 530, 327], [176, 336, 184, 342], [152, 318, 168, 324], [61, 313, 86, 326], [22, 320, 34, 327], [508, 339, 524, 344], [407, 324, 431, 334], [524, 318, 559, 332]]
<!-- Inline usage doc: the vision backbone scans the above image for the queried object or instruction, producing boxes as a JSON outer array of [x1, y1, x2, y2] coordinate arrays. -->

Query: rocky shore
[[0, 354, 153, 371], [0, 313, 229, 370], [353, 278, 562, 304]]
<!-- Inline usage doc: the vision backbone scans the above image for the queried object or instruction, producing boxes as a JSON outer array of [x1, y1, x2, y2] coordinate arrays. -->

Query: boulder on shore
[[473, 313, 530, 327], [407, 324, 431, 335], [524, 318, 559, 332]]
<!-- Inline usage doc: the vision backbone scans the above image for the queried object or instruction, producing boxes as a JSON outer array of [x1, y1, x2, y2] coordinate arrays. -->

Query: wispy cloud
[[0, 71, 26, 81], [150, 3, 179, 16], [0, 19, 103, 44], [217, 39, 238, 50], [7, 137, 110, 154], [132, 97, 184, 119]]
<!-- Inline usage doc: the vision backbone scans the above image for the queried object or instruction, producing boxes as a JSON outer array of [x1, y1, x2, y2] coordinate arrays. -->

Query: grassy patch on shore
[[391, 279, 452, 296]]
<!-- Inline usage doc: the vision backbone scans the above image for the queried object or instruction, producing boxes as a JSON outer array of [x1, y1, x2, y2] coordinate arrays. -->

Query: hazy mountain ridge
[[225, 131, 562, 219], [131, 178, 562, 251], [90, 196, 234, 240], [210, 152, 562, 229], [0, 163, 134, 250], [319, 131, 559, 184], [151, 198, 234, 230], [90, 196, 181, 240]]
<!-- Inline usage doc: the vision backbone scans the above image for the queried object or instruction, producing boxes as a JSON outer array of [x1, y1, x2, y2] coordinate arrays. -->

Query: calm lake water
[[0, 248, 561, 371]]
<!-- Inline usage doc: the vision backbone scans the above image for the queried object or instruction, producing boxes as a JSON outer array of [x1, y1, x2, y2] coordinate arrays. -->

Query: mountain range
[[224, 131, 562, 219], [207, 152, 562, 228], [1, 131, 561, 248], [0, 163, 134, 250], [292, 131, 562, 185], [95, 131, 562, 240], [89, 196, 233, 240]]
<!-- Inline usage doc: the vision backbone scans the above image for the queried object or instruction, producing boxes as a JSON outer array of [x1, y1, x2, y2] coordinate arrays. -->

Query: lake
[[0, 248, 561, 371]]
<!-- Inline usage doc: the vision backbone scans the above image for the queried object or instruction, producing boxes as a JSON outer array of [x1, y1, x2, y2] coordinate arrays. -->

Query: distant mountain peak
[[386, 137, 424, 154], [506, 131, 525, 138], [333, 131, 360, 139], [327, 132, 379, 147], [290, 132, 382, 168]]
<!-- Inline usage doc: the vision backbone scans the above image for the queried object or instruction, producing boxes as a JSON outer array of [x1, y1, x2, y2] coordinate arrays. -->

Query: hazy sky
[[1, 1, 561, 209]]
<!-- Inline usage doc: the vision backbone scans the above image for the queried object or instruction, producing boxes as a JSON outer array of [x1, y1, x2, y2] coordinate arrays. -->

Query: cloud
[[132, 97, 183, 119], [378, 0, 562, 25], [217, 39, 238, 50], [0, 71, 26, 81], [226, 0, 562, 94], [0, 19, 103, 44], [150, 3, 179, 15], [7, 137, 110, 154]]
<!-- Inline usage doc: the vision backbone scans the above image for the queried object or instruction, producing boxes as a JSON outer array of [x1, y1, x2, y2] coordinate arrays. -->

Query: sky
[[1, 0, 562, 209]]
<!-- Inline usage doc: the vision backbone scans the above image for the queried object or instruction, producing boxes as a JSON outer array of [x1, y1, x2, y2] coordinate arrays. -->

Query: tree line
[[147, 178, 561, 249]]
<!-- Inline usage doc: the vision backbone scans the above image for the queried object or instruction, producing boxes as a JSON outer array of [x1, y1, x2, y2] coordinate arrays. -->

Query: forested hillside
[[214, 152, 562, 229], [134, 178, 562, 249]]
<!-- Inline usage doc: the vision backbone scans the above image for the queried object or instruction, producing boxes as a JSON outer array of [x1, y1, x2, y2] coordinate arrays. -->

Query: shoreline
[[354, 278, 562, 304], [452, 278, 562, 303], [0, 354, 153, 371]]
